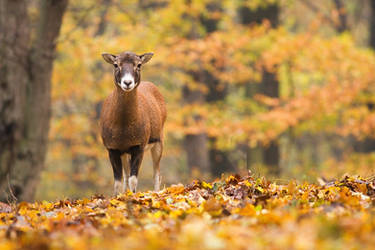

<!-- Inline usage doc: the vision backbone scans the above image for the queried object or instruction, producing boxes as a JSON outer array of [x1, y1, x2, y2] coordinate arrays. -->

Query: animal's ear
[[139, 52, 154, 64], [102, 53, 117, 64]]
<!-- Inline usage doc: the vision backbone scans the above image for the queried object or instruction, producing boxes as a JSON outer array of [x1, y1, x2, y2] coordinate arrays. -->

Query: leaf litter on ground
[[1, 173, 375, 249]]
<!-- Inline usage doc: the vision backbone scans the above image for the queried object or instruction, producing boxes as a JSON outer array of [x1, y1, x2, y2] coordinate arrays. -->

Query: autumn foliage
[[2, 1, 375, 248], [36, 0, 375, 200], [1, 174, 375, 249]]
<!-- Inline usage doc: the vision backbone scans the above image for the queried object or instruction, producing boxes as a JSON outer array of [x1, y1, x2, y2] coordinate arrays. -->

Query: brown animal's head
[[102, 51, 153, 92]]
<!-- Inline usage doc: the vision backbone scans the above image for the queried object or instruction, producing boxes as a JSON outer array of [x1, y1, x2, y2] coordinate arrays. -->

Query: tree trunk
[[183, 82, 210, 177], [182, 1, 235, 178], [203, 69, 236, 176], [0, 0, 68, 201], [260, 69, 280, 175], [370, 0, 375, 49], [260, 6, 280, 175], [355, 0, 375, 152], [349, 0, 375, 153], [333, 0, 348, 33], [184, 134, 210, 178], [200, 2, 236, 177], [0, 0, 30, 199], [238, 3, 281, 175], [182, 2, 211, 178]]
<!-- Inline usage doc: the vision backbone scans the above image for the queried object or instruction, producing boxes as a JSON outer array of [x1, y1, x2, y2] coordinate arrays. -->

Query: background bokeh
[[36, 0, 375, 200]]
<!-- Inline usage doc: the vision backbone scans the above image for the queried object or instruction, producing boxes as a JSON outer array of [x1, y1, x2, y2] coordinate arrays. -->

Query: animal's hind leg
[[121, 154, 130, 192], [151, 142, 162, 191], [108, 149, 123, 195]]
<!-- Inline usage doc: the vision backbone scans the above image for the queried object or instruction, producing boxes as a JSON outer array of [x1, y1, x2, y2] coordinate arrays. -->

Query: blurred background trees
[[2, 0, 375, 201]]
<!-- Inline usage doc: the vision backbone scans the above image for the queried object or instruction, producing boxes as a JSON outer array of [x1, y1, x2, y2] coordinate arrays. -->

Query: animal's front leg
[[128, 146, 144, 193], [108, 149, 123, 195], [121, 154, 130, 192]]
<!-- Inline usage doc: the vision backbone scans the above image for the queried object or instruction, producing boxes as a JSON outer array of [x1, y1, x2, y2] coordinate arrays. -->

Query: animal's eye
[[137, 63, 142, 69], [114, 63, 119, 68]]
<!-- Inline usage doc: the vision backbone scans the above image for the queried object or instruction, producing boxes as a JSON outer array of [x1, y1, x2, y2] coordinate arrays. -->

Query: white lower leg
[[121, 154, 130, 192], [128, 175, 138, 193], [151, 142, 162, 192], [123, 175, 128, 192], [114, 180, 122, 195], [154, 171, 161, 191]]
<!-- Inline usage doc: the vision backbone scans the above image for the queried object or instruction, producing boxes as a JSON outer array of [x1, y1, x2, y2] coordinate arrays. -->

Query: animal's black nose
[[123, 80, 132, 86]]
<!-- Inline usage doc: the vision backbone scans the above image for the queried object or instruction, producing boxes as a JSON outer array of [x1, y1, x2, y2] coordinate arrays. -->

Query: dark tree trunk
[[0, 0, 31, 199], [260, 6, 280, 176], [200, 2, 236, 177], [182, 2, 211, 178], [203, 69, 236, 176], [333, 0, 348, 33], [238, 3, 281, 175], [182, 1, 235, 178], [350, 0, 375, 153], [0, 0, 68, 201], [184, 134, 210, 177], [260, 70, 280, 175], [238, 3, 279, 27], [370, 0, 375, 49], [356, 0, 375, 152], [182, 82, 210, 177]]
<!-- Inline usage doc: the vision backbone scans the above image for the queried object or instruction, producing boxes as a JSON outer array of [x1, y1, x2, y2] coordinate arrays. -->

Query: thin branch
[[56, 3, 97, 44], [95, 0, 112, 36], [299, 0, 336, 27], [6, 174, 17, 203]]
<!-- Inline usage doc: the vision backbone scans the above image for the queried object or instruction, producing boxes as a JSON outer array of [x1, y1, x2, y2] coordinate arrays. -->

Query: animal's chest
[[101, 123, 148, 150]]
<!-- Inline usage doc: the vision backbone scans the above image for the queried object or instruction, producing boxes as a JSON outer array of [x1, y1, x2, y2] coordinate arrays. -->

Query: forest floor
[[1, 173, 375, 249]]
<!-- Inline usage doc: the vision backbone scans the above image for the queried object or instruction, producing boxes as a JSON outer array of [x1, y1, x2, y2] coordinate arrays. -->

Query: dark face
[[102, 51, 153, 92]]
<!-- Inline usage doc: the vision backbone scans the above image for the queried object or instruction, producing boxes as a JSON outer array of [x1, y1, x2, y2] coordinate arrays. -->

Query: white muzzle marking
[[120, 73, 135, 92]]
